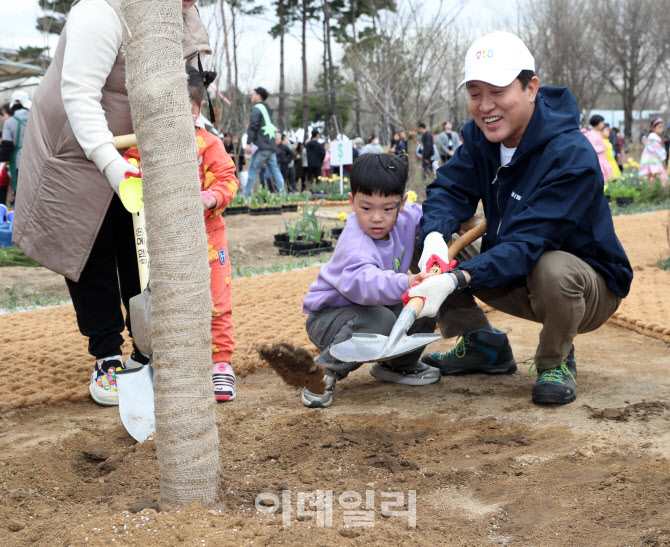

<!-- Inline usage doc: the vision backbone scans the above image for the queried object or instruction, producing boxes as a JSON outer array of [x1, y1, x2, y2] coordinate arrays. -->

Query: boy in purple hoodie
[[301, 153, 441, 408]]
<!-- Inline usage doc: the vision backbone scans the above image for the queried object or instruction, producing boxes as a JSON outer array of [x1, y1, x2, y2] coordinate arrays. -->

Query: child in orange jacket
[[124, 65, 239, 402]]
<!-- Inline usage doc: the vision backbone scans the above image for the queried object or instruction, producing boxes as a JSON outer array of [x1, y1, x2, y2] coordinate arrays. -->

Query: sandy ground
[[0, 210, 669, 546]]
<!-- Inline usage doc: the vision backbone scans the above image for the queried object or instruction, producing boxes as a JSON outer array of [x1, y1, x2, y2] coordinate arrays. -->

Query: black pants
[[305, 166, 320, 189], [306, 303, 439, 381], [0, 186, 7, 206], [65, 195, 141, 359], [281, 165, 297, 192]]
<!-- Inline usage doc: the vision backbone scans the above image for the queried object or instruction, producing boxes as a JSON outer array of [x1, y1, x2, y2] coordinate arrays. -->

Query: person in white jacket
[[14, 0, 211, 406]]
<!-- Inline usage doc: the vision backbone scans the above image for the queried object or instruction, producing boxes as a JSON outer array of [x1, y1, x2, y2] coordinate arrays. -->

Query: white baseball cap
[[457, 31, 535, 91], [10, 90, 32, 110]]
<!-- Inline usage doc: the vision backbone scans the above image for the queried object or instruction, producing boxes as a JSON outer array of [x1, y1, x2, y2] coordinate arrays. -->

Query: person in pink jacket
[[584, 114, 613, 181]]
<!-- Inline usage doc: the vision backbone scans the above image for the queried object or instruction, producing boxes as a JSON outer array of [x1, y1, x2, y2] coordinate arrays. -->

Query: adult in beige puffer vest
[[13, 0, 211, 406]]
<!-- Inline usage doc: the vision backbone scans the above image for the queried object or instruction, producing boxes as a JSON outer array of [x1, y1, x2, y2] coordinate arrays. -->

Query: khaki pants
[[439, 239, 622, 369]]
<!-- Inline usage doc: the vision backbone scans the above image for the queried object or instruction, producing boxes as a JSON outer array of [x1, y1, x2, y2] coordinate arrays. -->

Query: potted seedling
[[608, 180, 639, 207]]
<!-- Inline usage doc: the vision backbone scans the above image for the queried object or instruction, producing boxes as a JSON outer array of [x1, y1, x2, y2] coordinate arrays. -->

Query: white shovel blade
[[117, 364, 155, 443]]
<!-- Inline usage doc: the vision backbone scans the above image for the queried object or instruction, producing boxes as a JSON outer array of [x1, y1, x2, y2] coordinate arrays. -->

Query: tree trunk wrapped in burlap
[[121, 0, 220, 509]]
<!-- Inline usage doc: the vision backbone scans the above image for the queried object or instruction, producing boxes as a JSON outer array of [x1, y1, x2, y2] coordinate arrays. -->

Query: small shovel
[[329, 221, 487, 363], [113, 134, 155, 443]]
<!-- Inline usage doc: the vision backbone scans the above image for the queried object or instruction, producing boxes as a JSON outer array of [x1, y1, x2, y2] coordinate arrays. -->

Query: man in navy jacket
[[407, 31, 632, 405]]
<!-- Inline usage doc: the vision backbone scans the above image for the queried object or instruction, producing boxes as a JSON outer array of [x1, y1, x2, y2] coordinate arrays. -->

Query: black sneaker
[[126, 346, 151, 369], [420, 328, 517, 375], [531, 346, 577, 405]]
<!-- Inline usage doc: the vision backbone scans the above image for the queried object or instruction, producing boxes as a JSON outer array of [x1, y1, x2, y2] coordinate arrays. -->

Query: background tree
[[344, 0, 467, 180], [289, 68, 354, 130], [591, 0, 670, 139], [518, 0, 605, 121], [36, 0, 75, 36]]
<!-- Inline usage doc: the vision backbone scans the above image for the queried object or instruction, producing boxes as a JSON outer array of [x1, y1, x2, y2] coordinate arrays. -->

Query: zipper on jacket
[[491, 165, 508, 236]]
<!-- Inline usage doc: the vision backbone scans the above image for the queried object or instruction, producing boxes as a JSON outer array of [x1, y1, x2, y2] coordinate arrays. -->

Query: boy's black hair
[[350, 153, 408, 197], [0, 103, 10, 116], [418, 123, 426, 129], [186, 64, 217, 105], [589, 114, 604, 127], [517, 70, 535, 90]]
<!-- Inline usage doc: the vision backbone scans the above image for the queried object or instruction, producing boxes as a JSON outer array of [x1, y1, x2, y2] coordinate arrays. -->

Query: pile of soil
[[0, 210, 669, 545]]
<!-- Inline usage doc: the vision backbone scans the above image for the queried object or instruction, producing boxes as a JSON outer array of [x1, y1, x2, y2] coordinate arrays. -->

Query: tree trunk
[[278, 0, 286, 131], [350, 0, 362, 137], [324, 0, 341, 135], [121, 0, 220, 509], [219, 0, 232, 93], [301, 0, 309, 139], [322, 16, 330, 138], [232, 2, 239, 92]]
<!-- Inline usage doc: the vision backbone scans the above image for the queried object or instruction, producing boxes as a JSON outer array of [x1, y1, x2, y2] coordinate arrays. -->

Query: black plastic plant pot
[[330, 227, 343, 238]]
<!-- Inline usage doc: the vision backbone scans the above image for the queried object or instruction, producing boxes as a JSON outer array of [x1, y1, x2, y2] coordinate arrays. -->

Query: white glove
[[408, 273, 457, 318], [419, 231, 449, 273], [103, 156, 141, 196]]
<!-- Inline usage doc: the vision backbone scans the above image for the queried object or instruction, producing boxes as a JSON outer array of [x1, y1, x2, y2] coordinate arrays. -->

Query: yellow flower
[[337, 212, 349, 221], [623, 163, 629, 169], [627, 157, 634, 163], [406, 190, 418, 204]]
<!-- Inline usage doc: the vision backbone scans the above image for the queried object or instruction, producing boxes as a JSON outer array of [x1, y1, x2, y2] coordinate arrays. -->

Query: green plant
[[0, 247, 41, 267], [282, 217, 302, 242], [326, 192, 348, 201], [231, 193, 247, 207], [606, 180, 640, 199], [637, 179, 670, 204], [0, 285, 70, 313]]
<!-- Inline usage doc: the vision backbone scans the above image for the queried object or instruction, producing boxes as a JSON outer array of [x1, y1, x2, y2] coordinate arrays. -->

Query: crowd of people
[[234, 116, 465, 195], [583, 113, 669, 186], [0, 2, 653, 416]]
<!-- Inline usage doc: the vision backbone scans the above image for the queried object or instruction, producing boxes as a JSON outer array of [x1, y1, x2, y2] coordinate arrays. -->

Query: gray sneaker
[[369, 361, 441, 386], [301, 375, 336, 408]]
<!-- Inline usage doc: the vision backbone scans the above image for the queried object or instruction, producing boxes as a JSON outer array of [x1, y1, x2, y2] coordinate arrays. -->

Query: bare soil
[[1, 210, 669, 546]]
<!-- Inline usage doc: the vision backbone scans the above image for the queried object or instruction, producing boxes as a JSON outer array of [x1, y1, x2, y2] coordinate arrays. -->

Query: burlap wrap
[[121, 0, 220, 509]]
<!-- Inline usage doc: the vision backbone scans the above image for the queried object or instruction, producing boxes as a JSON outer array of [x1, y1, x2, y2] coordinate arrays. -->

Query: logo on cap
[[475, 50, 494, 60]]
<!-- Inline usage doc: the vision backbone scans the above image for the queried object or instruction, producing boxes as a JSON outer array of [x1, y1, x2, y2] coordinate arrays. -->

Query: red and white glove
[[419, 231, 449, 273], [407, 273, 457, 318], [103, 156, 141, 196]]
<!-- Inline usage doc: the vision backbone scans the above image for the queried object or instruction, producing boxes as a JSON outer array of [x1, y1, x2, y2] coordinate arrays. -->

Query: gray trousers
[[441, 238, 622, 369], [306, 303, 438, 380]]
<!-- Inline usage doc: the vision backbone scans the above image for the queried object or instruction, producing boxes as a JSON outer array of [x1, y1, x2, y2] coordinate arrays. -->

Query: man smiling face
[[466, 76, 539, 148]]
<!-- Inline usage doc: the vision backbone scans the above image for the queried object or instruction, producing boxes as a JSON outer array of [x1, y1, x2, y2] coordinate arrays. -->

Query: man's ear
[[527, 76, 540, 103]]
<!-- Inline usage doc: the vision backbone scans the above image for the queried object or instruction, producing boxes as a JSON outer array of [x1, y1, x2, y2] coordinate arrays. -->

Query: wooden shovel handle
[[448, 220, 487, 257], [113, 134, 137, 149], [407, 220, 488, 315]]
